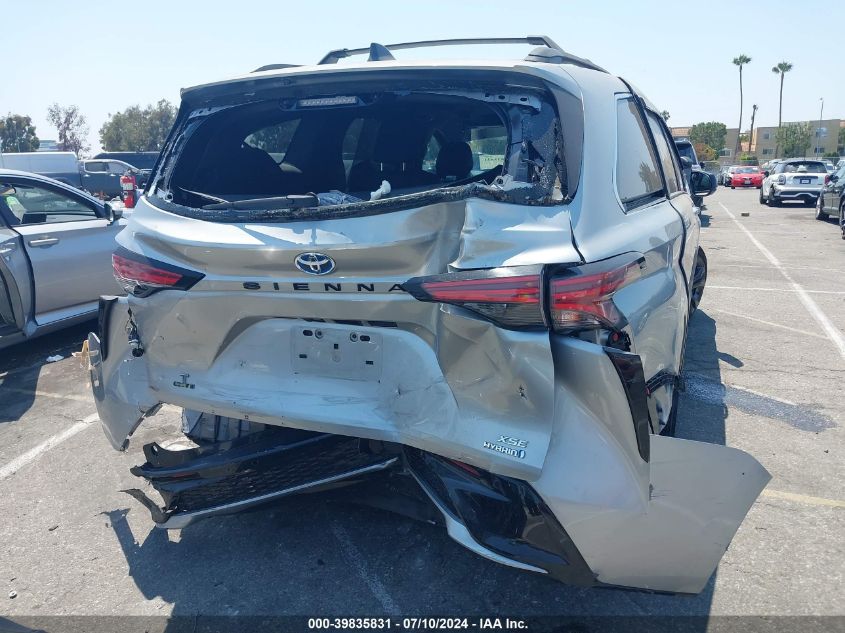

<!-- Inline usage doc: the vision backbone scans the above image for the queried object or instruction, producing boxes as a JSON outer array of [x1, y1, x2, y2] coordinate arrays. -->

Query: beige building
[[671, 120, 844, 163]]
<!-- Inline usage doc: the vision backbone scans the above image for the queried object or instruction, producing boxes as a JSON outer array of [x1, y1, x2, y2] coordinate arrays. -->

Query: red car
[[730, 166, 764, 189]]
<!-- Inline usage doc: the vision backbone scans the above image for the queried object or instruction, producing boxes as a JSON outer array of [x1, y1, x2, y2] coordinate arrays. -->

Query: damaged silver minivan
[[86, 37, 769, 594]]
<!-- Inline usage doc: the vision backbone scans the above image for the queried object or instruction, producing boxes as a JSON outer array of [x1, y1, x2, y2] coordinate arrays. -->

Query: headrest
[[436, 141, 473, 180]]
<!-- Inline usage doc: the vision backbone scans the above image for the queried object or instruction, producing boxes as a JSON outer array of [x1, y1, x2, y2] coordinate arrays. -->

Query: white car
[[759, 159, 827, 207]]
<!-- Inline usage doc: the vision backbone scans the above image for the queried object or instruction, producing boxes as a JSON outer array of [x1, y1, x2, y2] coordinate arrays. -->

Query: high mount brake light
[[549, 259, 642, 332], [404, 270, 545, 329], [112, 248, 204, 297]]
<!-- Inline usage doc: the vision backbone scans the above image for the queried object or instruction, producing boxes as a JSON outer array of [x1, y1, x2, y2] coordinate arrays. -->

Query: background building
[[671, 120, 844, 163]]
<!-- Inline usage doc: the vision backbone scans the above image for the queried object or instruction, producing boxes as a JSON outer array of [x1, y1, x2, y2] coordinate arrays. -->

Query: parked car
[[729, 166, 764, 189], [0, 169, 125, 350], [93, 151, 160, 171], [673, 139, 706, 205], [86, 36, 766, 595], [93, 152, 159, 187], [720, 165, 738, 186], [79, 159, 144, 198], [0, 152, 82, 188], [816, 161, 845, 229], [759, 158, 827, 206]]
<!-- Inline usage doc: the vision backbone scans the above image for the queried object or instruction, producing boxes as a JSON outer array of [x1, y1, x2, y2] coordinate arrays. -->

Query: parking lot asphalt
[[0, 187, 843, 624]]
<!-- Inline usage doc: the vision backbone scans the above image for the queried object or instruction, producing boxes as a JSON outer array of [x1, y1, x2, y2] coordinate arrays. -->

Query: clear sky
[[4, 0, 842, 154]]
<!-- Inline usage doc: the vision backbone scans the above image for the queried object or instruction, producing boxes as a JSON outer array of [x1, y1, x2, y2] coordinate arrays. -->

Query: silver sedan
[[0, 169, 125, 350]]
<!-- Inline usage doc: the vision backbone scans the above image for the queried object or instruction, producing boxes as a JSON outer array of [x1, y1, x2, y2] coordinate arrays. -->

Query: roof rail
[[252, 63, 300, 73], [318, 36, 564, 65]]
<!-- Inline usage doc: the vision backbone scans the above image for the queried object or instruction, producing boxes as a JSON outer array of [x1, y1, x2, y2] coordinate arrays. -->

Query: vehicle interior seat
[[347, 121, 439, 194], [436, 141, 473, 182], [195, 143, 289, 197]]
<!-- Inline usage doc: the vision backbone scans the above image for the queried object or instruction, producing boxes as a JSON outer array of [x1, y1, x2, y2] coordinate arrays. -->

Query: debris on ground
[[45, 355, 64, 363], [8, 590, 17, 599]]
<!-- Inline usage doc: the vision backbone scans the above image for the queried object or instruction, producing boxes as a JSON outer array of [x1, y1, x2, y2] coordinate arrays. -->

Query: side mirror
[[831, 174, 839, 182], [104, 202, 123, 223], [699, 161, 705, 169], [763, 170, 770, 177], [690, 170, 716, 197], [679, 156, 693, 169]]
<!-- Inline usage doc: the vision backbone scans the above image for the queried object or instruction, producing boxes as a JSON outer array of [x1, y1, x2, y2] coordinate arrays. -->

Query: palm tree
[[732, 54, 752, 158], [772, 61, 793, 158], [660, 110, 670, 122]]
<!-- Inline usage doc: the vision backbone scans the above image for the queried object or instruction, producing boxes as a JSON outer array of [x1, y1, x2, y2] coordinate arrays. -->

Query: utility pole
[[817, 98, 824, 158], [749, 105, 758, 160]]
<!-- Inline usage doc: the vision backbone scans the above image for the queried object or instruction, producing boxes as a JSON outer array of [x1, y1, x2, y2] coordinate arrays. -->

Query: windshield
[[736, 167, 759, 174], [781, 162, 826, 174], [676, 143, 696, 163]]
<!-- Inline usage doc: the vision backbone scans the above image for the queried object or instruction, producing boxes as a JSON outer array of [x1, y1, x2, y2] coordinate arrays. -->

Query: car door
[[3, 178, 123, 324], [605, 96, 689, 431], [81, 160, 111, 197], [0, 193, 34, 340], [105, 161, 130, 197], [826, 164, 845, 212]]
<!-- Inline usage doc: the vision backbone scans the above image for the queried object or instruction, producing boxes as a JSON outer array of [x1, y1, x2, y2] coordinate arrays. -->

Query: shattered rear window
[[152, 83, 567, 220]]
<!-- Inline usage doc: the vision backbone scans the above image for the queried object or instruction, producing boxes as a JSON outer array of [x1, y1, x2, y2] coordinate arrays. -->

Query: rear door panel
[[17, 218, 122, 320]]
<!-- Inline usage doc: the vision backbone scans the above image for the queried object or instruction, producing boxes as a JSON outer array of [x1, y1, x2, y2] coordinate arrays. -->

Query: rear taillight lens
[[112, 247, 204, 297], [405, 256, 644, 332], [404, 268, 544, 328], [549, 258, 643, 332]]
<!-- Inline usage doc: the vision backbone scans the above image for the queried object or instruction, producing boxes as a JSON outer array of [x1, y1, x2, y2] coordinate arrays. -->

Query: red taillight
[[406, 270, 544, 328], [825, 175, 831, 184], [549, 260, 642, 332], [112, 248, 203, 297], [421, 275, 540, 304], [405, 257, 643, 332], [113, 253, 183, 287]]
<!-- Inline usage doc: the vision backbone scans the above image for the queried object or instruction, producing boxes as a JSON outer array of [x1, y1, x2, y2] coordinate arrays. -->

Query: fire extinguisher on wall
[[120, 170, 137, 208]]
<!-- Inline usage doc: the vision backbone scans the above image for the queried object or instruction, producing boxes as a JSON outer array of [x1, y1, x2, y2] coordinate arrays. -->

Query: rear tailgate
[[104, 194, 580, 481]]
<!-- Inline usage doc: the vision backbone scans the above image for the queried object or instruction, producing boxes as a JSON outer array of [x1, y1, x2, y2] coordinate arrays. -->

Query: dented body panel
[[87, 51, 768, 594]]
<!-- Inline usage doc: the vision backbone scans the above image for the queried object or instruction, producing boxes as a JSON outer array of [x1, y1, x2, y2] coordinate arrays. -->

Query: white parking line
[[719, 202, 845, 361], [708, 285, 845, 295], [0, 413, 98, 480], [710, 308, 827, 340], [330, 522, 400, 614]]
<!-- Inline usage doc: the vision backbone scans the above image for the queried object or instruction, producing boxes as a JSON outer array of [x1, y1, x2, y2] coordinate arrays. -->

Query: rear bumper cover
[[772, 186, 821, 200], [88, 297, 770, 594]]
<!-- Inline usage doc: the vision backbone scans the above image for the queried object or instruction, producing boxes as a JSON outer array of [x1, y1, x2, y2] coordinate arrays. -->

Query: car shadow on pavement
[[0, 322, 93, 425], [678, 308, 730, 445], [105, 498, 719, 627]]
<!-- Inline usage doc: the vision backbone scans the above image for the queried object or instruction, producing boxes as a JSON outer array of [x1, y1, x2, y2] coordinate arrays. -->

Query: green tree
[[732, 54, 752, 158], [0, 114, 40, 152], [689, 121, 727, 154], [99, 100, 177, 151], [771, 61, 793, 158], [693, 143, 716, 161], [46, 103, 89, 156], [776, 122, 812, 158]]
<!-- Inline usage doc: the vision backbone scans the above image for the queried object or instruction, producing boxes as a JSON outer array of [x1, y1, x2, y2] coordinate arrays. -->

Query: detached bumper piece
[[127, 430, 399, 529], [404, 448, 597, 587]]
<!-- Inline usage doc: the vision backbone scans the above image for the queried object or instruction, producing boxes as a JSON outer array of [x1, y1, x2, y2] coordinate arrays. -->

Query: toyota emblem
[[294, 252, 336, 275]]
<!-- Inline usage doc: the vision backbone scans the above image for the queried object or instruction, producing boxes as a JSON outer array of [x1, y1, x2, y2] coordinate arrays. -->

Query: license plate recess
[[292, 326, 383, 381]]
